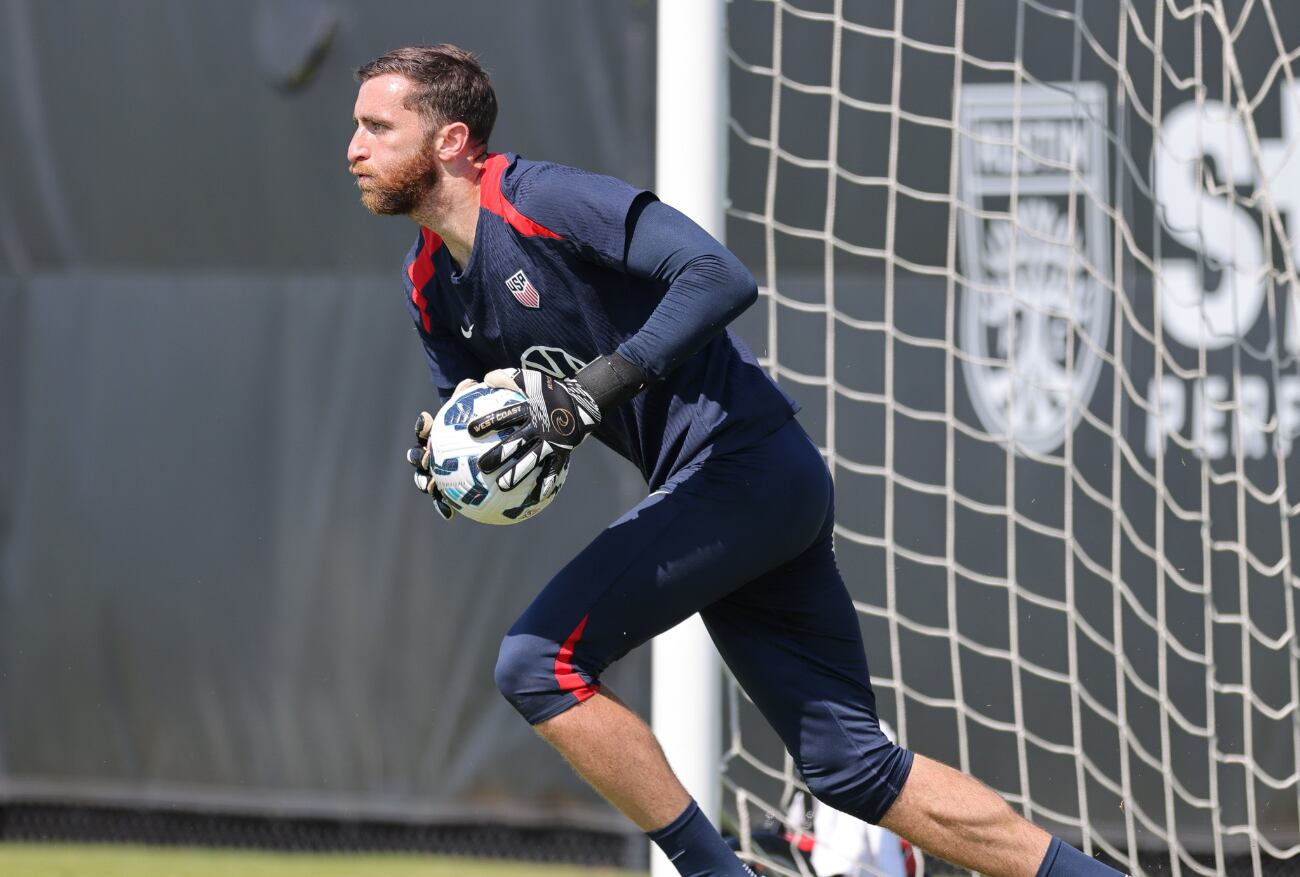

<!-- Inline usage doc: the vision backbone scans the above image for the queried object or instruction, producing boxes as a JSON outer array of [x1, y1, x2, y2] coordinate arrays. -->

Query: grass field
[[0, 843, 647, 876]]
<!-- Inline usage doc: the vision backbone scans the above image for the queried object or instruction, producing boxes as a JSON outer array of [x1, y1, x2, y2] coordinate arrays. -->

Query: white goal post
[[651, 2, 728, 876]]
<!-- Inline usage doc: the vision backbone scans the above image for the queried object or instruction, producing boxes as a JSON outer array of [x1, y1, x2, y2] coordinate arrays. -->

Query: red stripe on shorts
[[554, 613, 599, 703]]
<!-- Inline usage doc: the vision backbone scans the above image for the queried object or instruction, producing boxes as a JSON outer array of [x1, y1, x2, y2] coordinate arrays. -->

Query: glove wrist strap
[[576, 352, 648, 413]]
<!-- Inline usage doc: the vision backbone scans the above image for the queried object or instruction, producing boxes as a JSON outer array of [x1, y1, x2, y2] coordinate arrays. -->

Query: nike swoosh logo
[[461, 323, 474, 338]]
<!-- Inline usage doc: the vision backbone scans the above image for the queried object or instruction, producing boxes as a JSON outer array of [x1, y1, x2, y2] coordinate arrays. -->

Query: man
[[347, 44, 1122, 877]]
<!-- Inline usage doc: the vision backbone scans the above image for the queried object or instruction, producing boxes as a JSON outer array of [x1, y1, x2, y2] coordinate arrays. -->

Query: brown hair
[[356, 45, 498, 146]]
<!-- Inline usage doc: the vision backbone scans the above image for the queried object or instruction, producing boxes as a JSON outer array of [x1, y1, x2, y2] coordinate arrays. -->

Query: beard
[[357, 149, 439, 216]]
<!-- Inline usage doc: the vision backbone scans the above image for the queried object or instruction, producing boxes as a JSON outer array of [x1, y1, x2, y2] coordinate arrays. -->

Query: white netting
[[721, 1, 1300, 875]]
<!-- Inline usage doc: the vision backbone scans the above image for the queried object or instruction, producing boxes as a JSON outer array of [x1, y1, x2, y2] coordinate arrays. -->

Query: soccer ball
[[427, 382, 568, 525]]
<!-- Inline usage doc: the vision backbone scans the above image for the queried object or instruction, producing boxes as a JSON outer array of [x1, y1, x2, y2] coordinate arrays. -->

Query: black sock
[[646, 799, 757, 877], [1036, 836, 1127, 877]]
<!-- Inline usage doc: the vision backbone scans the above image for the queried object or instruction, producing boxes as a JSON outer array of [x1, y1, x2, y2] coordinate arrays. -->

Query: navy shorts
[[494, 417, 914, 823]]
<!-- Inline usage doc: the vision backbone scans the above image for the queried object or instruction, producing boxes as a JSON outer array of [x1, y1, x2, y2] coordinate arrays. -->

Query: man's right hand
[[408, 411, 455, 521]]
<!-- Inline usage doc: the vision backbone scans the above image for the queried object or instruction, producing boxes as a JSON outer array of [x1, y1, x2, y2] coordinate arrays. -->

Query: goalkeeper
[[348, 44, 1123, 877]]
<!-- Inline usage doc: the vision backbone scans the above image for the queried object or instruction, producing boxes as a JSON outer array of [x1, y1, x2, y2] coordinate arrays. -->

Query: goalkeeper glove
[[469, 353, 647, 494], [407, 411, 455, 521]]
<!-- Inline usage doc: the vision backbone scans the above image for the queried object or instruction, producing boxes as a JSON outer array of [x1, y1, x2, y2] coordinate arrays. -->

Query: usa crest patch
[[505, 269, 540, 309]]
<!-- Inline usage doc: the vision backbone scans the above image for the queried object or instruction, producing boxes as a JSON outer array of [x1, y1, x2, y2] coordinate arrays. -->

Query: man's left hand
[[468, 368, 600, 493]]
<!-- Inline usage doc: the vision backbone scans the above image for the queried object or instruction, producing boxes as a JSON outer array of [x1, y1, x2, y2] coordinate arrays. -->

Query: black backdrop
[[0, 0, 655, 840]]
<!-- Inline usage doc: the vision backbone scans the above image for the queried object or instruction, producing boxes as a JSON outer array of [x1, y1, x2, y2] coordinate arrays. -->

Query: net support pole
[[651, 0, 727, 873]]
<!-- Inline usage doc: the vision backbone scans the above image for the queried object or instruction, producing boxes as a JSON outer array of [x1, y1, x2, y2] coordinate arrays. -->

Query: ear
[[435, 121, 474, 161]]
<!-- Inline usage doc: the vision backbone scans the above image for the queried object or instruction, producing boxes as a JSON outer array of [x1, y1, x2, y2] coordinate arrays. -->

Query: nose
[[347, 128, 368, 164]]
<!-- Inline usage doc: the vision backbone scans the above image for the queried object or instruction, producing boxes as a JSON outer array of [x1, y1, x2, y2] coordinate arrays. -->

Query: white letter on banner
[[1147, 376, 1186, 459], [1155, 101, 1267, 350]]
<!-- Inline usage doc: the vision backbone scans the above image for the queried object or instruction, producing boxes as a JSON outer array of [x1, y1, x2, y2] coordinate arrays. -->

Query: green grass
[[0, 843, 647, 876]]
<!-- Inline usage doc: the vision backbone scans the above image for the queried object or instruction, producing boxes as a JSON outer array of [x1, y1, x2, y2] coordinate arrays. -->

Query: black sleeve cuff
[[575, 352, 649, 412]]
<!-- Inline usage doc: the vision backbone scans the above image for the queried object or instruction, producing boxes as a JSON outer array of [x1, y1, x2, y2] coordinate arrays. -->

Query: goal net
[[721, 1, 1300, 874]]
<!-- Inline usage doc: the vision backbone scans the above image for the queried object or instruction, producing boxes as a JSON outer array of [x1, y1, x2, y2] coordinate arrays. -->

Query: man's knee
[[802, 739, 915, 824], [492, 634, 533, 707], [494, 631, 601, 725]]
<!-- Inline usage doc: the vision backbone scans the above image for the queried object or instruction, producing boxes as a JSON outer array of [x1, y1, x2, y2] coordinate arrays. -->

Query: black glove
[[407, 411, 455, 520], [468, 368, 601, 496]]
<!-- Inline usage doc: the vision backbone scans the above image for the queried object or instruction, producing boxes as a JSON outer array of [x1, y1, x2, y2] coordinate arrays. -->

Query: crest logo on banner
[[957, 82, 1112, 456]]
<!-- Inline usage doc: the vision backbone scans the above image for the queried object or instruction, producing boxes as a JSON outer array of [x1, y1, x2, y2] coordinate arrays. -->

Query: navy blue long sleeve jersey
[[401, 152, 797, 489]]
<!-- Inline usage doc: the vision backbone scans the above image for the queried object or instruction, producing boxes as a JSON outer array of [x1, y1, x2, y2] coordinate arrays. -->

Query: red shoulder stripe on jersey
[[406, 227, 442, 333], [554, 613, 599, 704], [480, 153, 563, 240]]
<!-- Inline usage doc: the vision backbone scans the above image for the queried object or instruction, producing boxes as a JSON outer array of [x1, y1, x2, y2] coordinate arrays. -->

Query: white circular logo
[[959, 198, 1111, 455]]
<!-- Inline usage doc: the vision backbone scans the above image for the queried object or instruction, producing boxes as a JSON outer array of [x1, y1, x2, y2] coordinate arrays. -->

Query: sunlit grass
[[0, 842, 646, 876]]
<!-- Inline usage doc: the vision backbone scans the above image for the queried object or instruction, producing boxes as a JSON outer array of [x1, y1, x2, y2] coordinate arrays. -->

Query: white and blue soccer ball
[[428, 382, 568, 525]]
